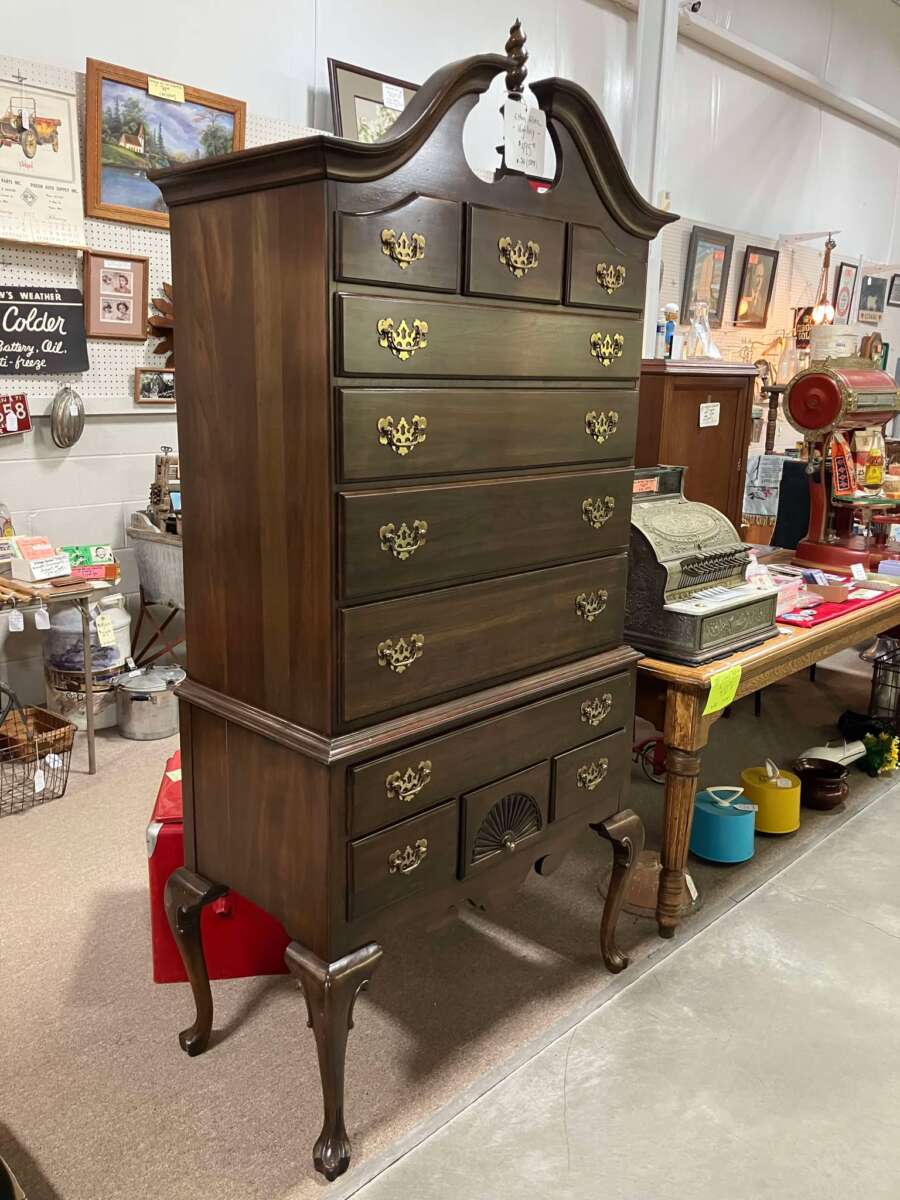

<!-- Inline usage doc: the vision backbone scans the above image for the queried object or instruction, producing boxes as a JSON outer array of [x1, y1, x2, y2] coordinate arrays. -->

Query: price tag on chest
[[0, 394, 31, 437], [699, 401, 721, 428], [503, 97, 547, 175]]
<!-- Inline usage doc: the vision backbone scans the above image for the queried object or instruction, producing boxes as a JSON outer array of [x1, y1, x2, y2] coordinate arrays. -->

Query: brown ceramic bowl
[[793, 757, 849, 811]]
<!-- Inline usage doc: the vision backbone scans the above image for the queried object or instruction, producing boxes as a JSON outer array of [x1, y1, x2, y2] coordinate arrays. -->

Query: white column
[[627, 0, 681, 356]]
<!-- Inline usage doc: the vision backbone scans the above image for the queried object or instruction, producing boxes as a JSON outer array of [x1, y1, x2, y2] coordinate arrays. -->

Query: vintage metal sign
[[0, 286, 89, 374], [0, 392, 31, 434]]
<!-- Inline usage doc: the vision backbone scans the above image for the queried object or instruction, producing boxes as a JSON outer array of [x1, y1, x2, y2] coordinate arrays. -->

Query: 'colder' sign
[[0, 287, 89, 375]]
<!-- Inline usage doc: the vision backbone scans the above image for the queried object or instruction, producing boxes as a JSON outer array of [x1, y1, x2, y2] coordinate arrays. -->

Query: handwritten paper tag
[[33, 768, 45, 795], [503, 97, 547, 175], [94, 612, 117, 647], [34, 607, 50, 630], [7, 609, 24, 633], [851, 562, 867, 580], [381, 82, 406, 112], [703, 664, 741, 715], [699, 401, 720, 428], [148, 76, 185, 103]]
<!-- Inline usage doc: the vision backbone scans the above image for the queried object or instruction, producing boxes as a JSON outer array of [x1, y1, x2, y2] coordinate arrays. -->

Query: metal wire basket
[[868, 648, 900, 730], [0, 683, 76, 817]]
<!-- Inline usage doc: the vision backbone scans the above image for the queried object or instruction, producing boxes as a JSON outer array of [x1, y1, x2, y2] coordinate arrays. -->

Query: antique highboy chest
[[156, 25, 675, 1180]]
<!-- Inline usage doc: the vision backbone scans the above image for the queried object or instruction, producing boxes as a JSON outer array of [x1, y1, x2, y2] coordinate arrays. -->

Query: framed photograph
[[887, 274, 900, 309], [681, 225, 734, 328], [83, 249, 148, 339], [135, 367, 175, 404], [85, 59, 246, 229], [832, 261, 859, 324], [858, 274, 888, 324], [328, 59, 417, 142], [734, 245, 779, 328]]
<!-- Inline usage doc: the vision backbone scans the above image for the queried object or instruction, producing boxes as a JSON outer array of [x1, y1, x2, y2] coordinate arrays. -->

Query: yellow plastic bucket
[[739, 765, 801, 834]]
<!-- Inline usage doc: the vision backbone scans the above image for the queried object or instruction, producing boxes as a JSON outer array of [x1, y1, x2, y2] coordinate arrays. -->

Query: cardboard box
[[807, 582, 852, 603], [10, 553, 71, 582]]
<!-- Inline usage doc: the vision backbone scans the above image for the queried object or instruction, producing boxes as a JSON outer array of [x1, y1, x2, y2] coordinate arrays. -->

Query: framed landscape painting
[[85, 59, 246, 229]]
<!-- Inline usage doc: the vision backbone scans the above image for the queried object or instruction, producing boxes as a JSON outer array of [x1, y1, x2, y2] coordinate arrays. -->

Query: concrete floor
[[344, 782, 900, 1200]]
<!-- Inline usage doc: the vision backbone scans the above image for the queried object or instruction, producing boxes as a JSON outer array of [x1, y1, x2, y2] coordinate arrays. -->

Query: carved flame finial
[[505, 19, 528, 97]]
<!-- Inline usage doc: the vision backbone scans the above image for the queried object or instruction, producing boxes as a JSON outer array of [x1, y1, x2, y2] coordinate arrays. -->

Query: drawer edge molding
[[176, 646, 641, 766]]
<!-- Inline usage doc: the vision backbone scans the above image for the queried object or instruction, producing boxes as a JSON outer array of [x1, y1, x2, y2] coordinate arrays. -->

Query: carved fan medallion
[[471, 791, 542, 864]]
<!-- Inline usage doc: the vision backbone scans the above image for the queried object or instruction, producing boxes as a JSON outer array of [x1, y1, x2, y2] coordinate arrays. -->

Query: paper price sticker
[[33, 768, 45, 795], [34, 607, 50, 630], [381, 82, 406, 112], [851, 562, 867, 580], [94, 612, 117, 647], [148, 76, 185, 103], [702, 663, 741, 715]]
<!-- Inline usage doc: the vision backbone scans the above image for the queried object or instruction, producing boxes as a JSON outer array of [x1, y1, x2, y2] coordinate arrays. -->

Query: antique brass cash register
[[625, 466, 778, 664]]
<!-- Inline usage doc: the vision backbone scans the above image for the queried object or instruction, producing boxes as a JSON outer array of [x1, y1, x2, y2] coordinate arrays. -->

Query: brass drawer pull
[[596, 262, 626, 294], [379, 520, 428, 560], [590, 331, 625, 367], [582, 496, 616, 530], [385, 760, 432, 803], [576, 758, 609, 791], [388, 838, 428, 874], [497, 236, 540, 277], [377, 414, 427, 456], [585, 409, 619, 446], [381, 228, 426, 270], [377, 634, 425, 673], [581, 693, 613, 727], [575, 590, 608, 623], [377, 317, 429, 360]]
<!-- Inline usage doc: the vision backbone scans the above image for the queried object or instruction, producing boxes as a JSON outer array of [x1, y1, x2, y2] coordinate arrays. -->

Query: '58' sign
[[0, 394, 32, 436]]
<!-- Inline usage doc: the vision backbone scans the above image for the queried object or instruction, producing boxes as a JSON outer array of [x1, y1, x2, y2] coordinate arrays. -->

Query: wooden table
[[636, 588, 900, 938]]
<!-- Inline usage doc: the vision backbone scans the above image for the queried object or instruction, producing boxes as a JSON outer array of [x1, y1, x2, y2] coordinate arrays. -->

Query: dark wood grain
[[338, 387, 638, 481], [336, 194, 461, 292], [340, 467, 633, 600], [592, 808, 644, 972], [349, 668, 633, 836], [164, 868, 228, 1055], [338, 293, 642, 380], [636, 361, 757, 528], [567, 222, 647, 311], [465, 204, 565, 303], [552, 727, 629, 822], [348, 800, 459, 919], [341, 555, 627, 723], [461, 762, 551, 877], [171, 181, 334, 733]]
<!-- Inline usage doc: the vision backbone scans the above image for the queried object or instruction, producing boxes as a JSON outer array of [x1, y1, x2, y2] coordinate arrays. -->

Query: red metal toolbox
[[147, 750, 290, 983]]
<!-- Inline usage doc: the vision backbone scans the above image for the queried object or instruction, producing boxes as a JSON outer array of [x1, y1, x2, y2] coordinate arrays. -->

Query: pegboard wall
[[658, 216, 900, 453], [0, 54, 318, 416]]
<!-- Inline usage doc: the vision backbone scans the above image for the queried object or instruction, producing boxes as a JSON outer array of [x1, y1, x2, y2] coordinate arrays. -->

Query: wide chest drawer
[[338, 388, 637, 481], [340, 467, 633, 600], [349, 669, 635, 836], [341, 555, 627, 723], [337, 293, 642, 380]]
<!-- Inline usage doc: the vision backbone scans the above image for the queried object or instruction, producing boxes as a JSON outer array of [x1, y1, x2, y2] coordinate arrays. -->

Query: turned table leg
[[657, 746, 703, 939], [286, 941, 383, 1181], [592, 808, 645, 973], [164, 867, 227, 1055]]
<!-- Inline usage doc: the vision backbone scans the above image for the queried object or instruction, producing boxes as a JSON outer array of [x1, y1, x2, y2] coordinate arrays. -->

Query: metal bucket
[[115, 666, 185, 740]]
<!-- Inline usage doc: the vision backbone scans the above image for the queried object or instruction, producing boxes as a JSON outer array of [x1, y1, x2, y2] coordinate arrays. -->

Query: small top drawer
[[566, 223, 647, 312], [336, 195, 461, 292], [552, 728, 630, 823], [465, 205, 565, 303]]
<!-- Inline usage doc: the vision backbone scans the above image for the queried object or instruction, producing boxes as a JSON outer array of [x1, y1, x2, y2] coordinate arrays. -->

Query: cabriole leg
[[285, 941, 383, 1181], [592, 808, 645, 973], [164, 867, 227, 1055]]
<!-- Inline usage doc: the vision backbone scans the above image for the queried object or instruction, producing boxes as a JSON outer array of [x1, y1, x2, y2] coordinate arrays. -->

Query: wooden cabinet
[[156, 27, 674, 1182], [635, 361, 757, 529]]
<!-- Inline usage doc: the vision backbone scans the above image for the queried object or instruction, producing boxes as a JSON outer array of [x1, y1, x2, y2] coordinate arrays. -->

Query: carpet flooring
[[0, 648, 888, 1199]]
